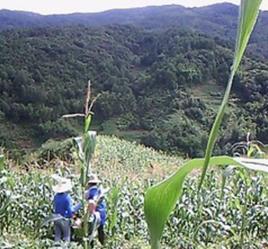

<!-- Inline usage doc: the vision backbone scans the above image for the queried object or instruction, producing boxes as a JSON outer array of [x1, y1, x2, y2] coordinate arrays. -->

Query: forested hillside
[[1, 3, 268, 59], [0, 23, 268, 156]]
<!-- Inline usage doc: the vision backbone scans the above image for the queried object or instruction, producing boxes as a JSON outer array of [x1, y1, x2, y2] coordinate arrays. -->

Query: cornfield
[[0, 136, 267, 248]]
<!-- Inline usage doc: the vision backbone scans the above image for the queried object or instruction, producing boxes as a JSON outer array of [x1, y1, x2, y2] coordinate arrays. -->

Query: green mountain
[[1, 4, 268, 59], [0, 6, 268, 156]]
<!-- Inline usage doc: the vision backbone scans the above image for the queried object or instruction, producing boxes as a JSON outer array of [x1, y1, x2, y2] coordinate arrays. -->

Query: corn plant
[[0, 154, 4, 170], [1, 135, 268, 247], [144, 1, 266, 248], [0, 155, 10, 226], [231, 133, 268, 158], [63, 81, 98, 249]]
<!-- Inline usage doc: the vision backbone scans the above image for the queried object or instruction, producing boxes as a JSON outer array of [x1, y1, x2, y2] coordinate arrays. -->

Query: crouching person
[[85, 174, 107, 247], [52, 176, 81, 242]]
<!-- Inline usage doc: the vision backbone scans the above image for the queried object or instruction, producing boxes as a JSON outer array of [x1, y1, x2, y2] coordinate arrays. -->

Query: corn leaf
[[233, 0, 263, 72], [145, 2, 263, 247], [144, 156, 268, 249], [199, 0, 262, 189], [84, 114, 92, 133], [73, 136, 84, 161], [145, 3, 263, 247], [0, 155, 4, 171], [259, 143, 268, 154], [83, 131, 97, 180], [73, 131, 97, 184]]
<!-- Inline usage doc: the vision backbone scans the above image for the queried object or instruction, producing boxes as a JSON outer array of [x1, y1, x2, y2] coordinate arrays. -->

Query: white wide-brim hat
[[87, 174, 101, 184], [52, 177, 72, 193]]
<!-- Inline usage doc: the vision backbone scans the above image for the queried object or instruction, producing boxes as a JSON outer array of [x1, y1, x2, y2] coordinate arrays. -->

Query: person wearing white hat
[[85, 174, 107, 247], [52, 176, 81, 242]]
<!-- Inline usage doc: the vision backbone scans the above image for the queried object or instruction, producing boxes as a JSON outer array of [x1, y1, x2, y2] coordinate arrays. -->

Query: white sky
[[0, 0, 267, 15]]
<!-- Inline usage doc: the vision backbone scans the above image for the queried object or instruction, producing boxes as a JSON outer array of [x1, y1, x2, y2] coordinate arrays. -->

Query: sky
[[0, 0, 267, 15]]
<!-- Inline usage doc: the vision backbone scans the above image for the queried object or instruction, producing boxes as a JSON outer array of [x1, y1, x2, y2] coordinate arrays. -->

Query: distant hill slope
[[32, 135, 182, 178], [0, 25, 268, 156], [1, 3, 268, 58]]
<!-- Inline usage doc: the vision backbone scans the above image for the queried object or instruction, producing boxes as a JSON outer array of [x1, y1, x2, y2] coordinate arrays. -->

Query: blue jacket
[[85, 186, 106, 225], [53, 193, 81, 218]]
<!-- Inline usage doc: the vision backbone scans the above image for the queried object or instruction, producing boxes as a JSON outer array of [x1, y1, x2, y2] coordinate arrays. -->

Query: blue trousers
[[54, 219, 71, 242]]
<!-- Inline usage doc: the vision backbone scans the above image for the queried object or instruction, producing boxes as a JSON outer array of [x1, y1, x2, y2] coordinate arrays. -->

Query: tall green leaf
[[84, 114, 92, 133], [199, 0, 262, 189], [145, 2, 263, 246], [83, 131, 97, 181], [144, 156, 268, 249], [0, 155, 4, 171], [73, 131, 97, 185]]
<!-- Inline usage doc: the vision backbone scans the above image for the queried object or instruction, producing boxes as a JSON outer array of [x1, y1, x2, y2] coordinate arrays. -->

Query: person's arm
[[65, 194, 74, 218], [53, 195, 56, 213], [73, 202, 82, 213]]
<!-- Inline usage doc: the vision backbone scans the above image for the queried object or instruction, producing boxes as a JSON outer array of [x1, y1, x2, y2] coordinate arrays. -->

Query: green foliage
[[200, 0, 262, 189], [0, 136, 267, 248], [0, 4, 268, 61], [0, 154, 4, 171], [38, 119, 78, 140], [0, 24, 268, 155], [144, 1, 265, 248], [100, 119, 120, 138], [84, 115, 92, 133], [144, 156, 268, 248], [107, 184, 121, 236], [142, 111, 207, 157], [83, 131, 97, 181], [35, 138, 75, 163], [233, 0, 262, 73]]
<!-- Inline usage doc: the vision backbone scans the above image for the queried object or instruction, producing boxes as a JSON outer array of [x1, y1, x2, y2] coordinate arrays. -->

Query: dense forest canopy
[[1, 3, 268, 59], [0, 4, 268, 157]]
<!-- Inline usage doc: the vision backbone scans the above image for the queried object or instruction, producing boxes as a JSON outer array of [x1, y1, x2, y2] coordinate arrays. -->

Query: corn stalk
[[199, 0, 263, 189], [0, 155, 10, 220], [63, 81, 98, 249], [144, 1, 264, 248], [0, 155, 4, 171]]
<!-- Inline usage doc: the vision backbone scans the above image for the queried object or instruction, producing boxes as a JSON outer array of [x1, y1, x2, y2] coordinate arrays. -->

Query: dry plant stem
[[83, 81, 91, 249], [62, 113, 85, 118], [88, 94, 101, 115], [84, 80, 91, 116], [62, 80, 100, 121]]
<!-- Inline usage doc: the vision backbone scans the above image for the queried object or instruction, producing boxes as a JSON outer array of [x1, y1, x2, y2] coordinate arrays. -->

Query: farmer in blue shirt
[[85, 174, 107, 246], [53, 176, 81, 242]]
